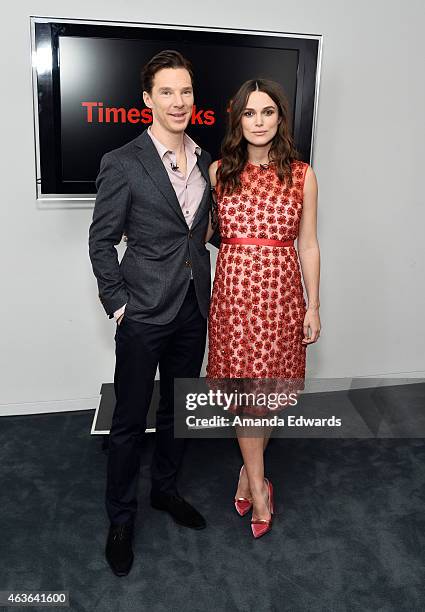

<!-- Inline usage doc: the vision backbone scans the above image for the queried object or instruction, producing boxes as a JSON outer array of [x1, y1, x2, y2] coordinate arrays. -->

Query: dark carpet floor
[[1, 409, 425, 612]]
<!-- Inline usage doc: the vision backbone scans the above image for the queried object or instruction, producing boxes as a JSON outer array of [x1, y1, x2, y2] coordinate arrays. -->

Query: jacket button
[[185, 260, 191, 267], [189, 231, 193, 238]]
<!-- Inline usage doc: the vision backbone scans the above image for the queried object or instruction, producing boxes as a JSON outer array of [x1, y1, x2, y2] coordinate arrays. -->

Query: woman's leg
[[236, 426, 273, 501], [236, 429, 271, 520], [263, 426, 273, 451]]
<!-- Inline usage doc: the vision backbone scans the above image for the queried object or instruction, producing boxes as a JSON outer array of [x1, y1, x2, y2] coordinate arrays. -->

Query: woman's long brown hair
[[217, 79, 300, 196]]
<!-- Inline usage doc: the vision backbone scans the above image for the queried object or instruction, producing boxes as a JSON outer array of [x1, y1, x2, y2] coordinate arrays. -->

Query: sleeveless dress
[[206, 160, 309, 415]]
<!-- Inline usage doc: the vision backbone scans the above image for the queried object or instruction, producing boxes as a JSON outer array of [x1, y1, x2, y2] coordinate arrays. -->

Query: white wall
[[0, 0, 424, 414]]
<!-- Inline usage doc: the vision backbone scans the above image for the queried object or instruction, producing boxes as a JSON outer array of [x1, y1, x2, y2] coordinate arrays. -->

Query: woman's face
[[240, 90, 281, 147]]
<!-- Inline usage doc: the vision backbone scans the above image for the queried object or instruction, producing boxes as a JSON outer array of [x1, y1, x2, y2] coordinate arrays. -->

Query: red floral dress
[[206, 160, 309, 415]]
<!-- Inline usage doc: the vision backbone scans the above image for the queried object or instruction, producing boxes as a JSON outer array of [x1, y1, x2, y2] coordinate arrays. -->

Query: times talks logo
[[81, 102, 216, 125]]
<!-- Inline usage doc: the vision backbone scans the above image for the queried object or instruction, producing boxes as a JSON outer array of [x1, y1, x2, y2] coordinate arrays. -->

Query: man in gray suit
[[89, 50, 220, 576]]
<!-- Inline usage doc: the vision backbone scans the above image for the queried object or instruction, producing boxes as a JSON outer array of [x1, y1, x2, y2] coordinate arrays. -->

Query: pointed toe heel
[[235, 497, 253, 516], [251, 479, 274, 539], [234, 465, 253, 516]]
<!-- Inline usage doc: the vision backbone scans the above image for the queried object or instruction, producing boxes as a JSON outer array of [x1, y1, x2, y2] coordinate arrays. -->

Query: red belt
[[221, 237, 294, 247]]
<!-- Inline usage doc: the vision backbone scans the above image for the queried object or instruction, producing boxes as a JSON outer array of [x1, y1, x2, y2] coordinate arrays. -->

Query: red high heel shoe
[[251, 479, 274, 538], [234, 466, 253, 516]]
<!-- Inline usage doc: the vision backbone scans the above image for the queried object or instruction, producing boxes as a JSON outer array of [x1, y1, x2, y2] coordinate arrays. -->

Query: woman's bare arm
[[298, 165, 321, 342]]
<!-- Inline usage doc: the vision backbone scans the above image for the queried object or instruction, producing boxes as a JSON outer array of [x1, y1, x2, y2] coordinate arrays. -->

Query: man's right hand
[[114, 304, 127, 325]]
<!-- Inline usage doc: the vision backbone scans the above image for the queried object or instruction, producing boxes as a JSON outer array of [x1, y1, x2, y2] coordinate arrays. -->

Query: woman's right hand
[[204, 211, 215, 243]]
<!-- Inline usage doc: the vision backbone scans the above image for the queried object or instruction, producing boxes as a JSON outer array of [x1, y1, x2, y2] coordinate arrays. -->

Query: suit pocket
[[130, 258, 168, 311]]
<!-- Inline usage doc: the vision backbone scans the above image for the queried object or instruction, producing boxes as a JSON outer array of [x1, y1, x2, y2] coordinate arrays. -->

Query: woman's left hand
[[302, 308, 321, 344]]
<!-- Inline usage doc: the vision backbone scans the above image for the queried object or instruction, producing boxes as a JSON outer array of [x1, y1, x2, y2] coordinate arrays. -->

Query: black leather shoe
[[105, 519, 134, 576], [150, 491, 206, 530]]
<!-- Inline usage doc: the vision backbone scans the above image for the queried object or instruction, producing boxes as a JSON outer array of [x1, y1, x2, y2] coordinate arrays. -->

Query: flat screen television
[[31, 17, 322, 203]]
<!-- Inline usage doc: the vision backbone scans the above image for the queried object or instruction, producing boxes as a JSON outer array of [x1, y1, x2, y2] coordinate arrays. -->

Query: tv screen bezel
[[30, 17, 322, 206]]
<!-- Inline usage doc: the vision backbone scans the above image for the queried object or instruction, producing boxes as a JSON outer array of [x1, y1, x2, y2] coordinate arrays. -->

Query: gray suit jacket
[[88, 129, 220, 324]]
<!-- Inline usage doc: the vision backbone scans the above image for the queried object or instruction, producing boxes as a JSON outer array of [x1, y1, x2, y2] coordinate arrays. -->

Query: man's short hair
[[141, 50, 194, 93]]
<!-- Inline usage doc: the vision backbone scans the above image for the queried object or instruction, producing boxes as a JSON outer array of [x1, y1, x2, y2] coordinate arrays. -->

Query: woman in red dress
[[206, 79, 321, 538]]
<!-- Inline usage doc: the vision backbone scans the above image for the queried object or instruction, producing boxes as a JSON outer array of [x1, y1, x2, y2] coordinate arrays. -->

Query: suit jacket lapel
[[134, 130, 187, 225], [196, 150, 210, 183], [190, 151, 211, 229]]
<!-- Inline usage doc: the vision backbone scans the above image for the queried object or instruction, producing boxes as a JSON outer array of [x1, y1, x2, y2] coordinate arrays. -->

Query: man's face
[[143, 67, 194, 134]]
